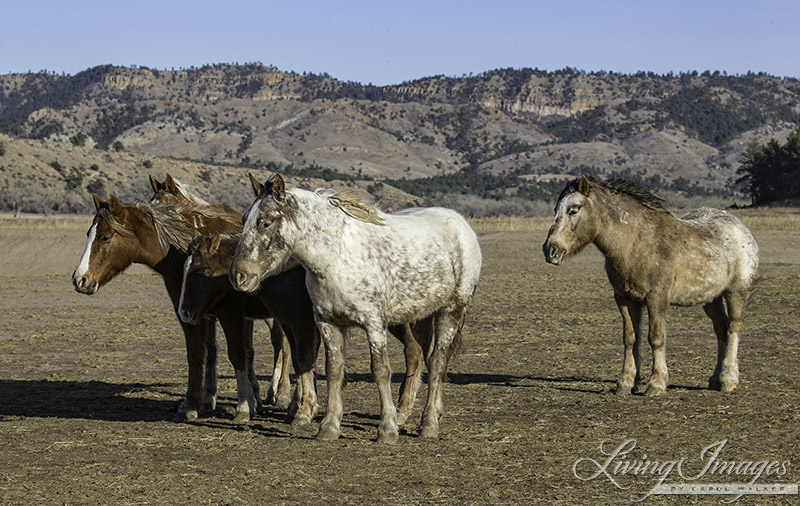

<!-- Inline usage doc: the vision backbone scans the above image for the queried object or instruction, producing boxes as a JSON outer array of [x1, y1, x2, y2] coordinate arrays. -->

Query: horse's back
[[386, 206, 482, 289]]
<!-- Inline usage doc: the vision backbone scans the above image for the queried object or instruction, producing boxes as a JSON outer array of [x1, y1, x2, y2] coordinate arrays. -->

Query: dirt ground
[[0, 213, 798, 505]]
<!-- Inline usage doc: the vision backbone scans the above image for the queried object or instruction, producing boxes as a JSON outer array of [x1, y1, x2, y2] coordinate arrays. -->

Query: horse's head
[[543, 176, 598, 265], [178, 233, 234, 324], [149, 173, 207, 206], [230, 173, 295, 293], [72, 194, 141, 294]]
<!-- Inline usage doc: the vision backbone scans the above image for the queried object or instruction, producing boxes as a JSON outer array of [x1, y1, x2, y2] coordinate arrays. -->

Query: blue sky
[[3, 0, 798, 85]]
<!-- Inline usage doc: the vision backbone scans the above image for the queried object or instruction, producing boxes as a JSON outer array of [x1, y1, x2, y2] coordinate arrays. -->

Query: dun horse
[[149, 174, 293, 409], [230, 174, 482, 443], [72, 194, 261, 421], [543, 176, 759, 396], [180, 230, 432, 426]]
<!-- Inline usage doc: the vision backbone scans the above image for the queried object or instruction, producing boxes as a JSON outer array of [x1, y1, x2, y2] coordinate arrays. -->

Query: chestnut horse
[[544, 177, 759, 396], [179, 230, 431, 427], [149, 174, 293, 409], [72, 194, 261, 421]]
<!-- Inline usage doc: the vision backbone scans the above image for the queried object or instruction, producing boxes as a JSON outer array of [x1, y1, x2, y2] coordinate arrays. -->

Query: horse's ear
[[271, 174, 286, 203], [149, 174, 159, 193], [92, 193, 104, 210], [248, 173, 262, 197], [208, 234, 220, 255], [165, 174, 177, 194], [108, 194, 123, 215], [578, 176, 591, 196]]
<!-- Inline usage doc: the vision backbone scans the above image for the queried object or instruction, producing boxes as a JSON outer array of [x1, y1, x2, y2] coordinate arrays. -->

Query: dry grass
[[0, 213, 92, 231], [468, 207, 800, 235], [1, 207, 798, 235]]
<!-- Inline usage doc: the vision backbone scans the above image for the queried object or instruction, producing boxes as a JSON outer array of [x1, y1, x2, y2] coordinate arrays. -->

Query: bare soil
[[0, 215, 798, 505]]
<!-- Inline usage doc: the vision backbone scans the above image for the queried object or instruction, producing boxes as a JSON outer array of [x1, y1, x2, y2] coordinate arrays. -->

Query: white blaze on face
[[178, 254, 192, 315], [73, 223, 97, 282], [551, 192, 584, 233]]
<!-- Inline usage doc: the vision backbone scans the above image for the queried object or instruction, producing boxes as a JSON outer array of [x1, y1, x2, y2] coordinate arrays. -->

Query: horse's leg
[[718, 290, 747, 392], [703, 297, 729, 390], [614, 293, 643, 395], [218, 316, 258, 423], [365, 323, 399, 443], [390, 323, 424, 426], [420, 309, 463, 439], [245, 319, 263, 413], [317, 321, 345, 440], [264, 318, 293, 409], [176, 321, 208, 421], [202, 317, 218, 411], [286, 320, 319, 426], [644, 295, 669, 396]]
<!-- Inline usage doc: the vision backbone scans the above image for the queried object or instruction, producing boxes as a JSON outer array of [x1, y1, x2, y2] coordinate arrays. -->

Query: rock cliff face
[[1, 64, 798, 210]]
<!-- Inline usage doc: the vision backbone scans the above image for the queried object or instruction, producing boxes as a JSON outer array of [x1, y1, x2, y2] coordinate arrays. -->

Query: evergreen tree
[[736, 127, 800, 205]]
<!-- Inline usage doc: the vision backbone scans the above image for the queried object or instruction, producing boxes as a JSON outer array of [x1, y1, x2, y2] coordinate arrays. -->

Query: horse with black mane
[[543, 176, 759, 396]]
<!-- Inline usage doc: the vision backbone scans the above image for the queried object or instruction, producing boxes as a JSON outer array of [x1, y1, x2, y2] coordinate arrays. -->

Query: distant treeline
[[737, 126, 800, 205]]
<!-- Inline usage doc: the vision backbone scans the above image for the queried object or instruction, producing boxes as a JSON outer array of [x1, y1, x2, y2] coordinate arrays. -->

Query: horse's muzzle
[[543, 243, 566, 265], [230, 269, 260, 293], [179, 308, 199, 325], [73, 274, 99, 294]]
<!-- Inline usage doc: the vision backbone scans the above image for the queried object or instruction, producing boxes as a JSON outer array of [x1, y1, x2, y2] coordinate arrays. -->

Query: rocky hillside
[[1, 64, 799, 214]]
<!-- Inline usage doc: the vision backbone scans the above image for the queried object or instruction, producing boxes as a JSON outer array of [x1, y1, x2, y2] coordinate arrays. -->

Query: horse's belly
[[669, 268, 728, 306]]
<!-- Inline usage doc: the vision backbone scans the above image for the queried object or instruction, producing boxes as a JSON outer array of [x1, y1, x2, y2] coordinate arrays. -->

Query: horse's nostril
[[236, 271, 247, 288]]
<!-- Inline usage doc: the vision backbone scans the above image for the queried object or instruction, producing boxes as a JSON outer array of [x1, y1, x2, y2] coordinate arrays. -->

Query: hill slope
[[1, 64, 799, 213]]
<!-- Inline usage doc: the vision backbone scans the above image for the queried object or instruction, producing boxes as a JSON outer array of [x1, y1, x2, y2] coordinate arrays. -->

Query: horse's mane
[[562, 177, 667, 212], [98, 202, 240, 256], [315, 189, 385, 225], [601, 178, 667, 212], [172, 178, 210, 206]]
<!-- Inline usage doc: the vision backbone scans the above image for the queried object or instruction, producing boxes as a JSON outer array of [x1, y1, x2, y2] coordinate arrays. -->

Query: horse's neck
[[592, 194, 663, 267], [290, 193, 351, 277]]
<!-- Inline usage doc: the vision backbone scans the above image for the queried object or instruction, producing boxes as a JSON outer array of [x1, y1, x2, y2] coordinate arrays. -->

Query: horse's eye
[[99, 235, 112, 243], [258, 219, 271, 230], [568, 207, 580, 216]]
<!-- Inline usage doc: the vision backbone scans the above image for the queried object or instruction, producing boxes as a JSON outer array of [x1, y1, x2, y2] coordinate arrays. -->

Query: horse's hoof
[[377, 430, 399, 444], [175, 410, 198, 422], [644, 384, 665, 397], [315, 426, 340, 441], [720, 381, 738, 393], [289, 413, 313, 427], [232, 411, 251, 423], [614, 384, 632, 395], [396, 411, 410, 426], [274, 395, 292, 411], [419, 424, 439, 439]]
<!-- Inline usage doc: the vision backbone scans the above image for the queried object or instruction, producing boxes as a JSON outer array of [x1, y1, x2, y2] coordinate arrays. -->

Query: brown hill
[[1, 64, 799, 214]]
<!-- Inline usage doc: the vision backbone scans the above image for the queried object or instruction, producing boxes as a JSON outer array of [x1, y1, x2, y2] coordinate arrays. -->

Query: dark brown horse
[[544, 177, 759, 395], [149, 174, 293, 409], [72, 194, 262, 421]]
